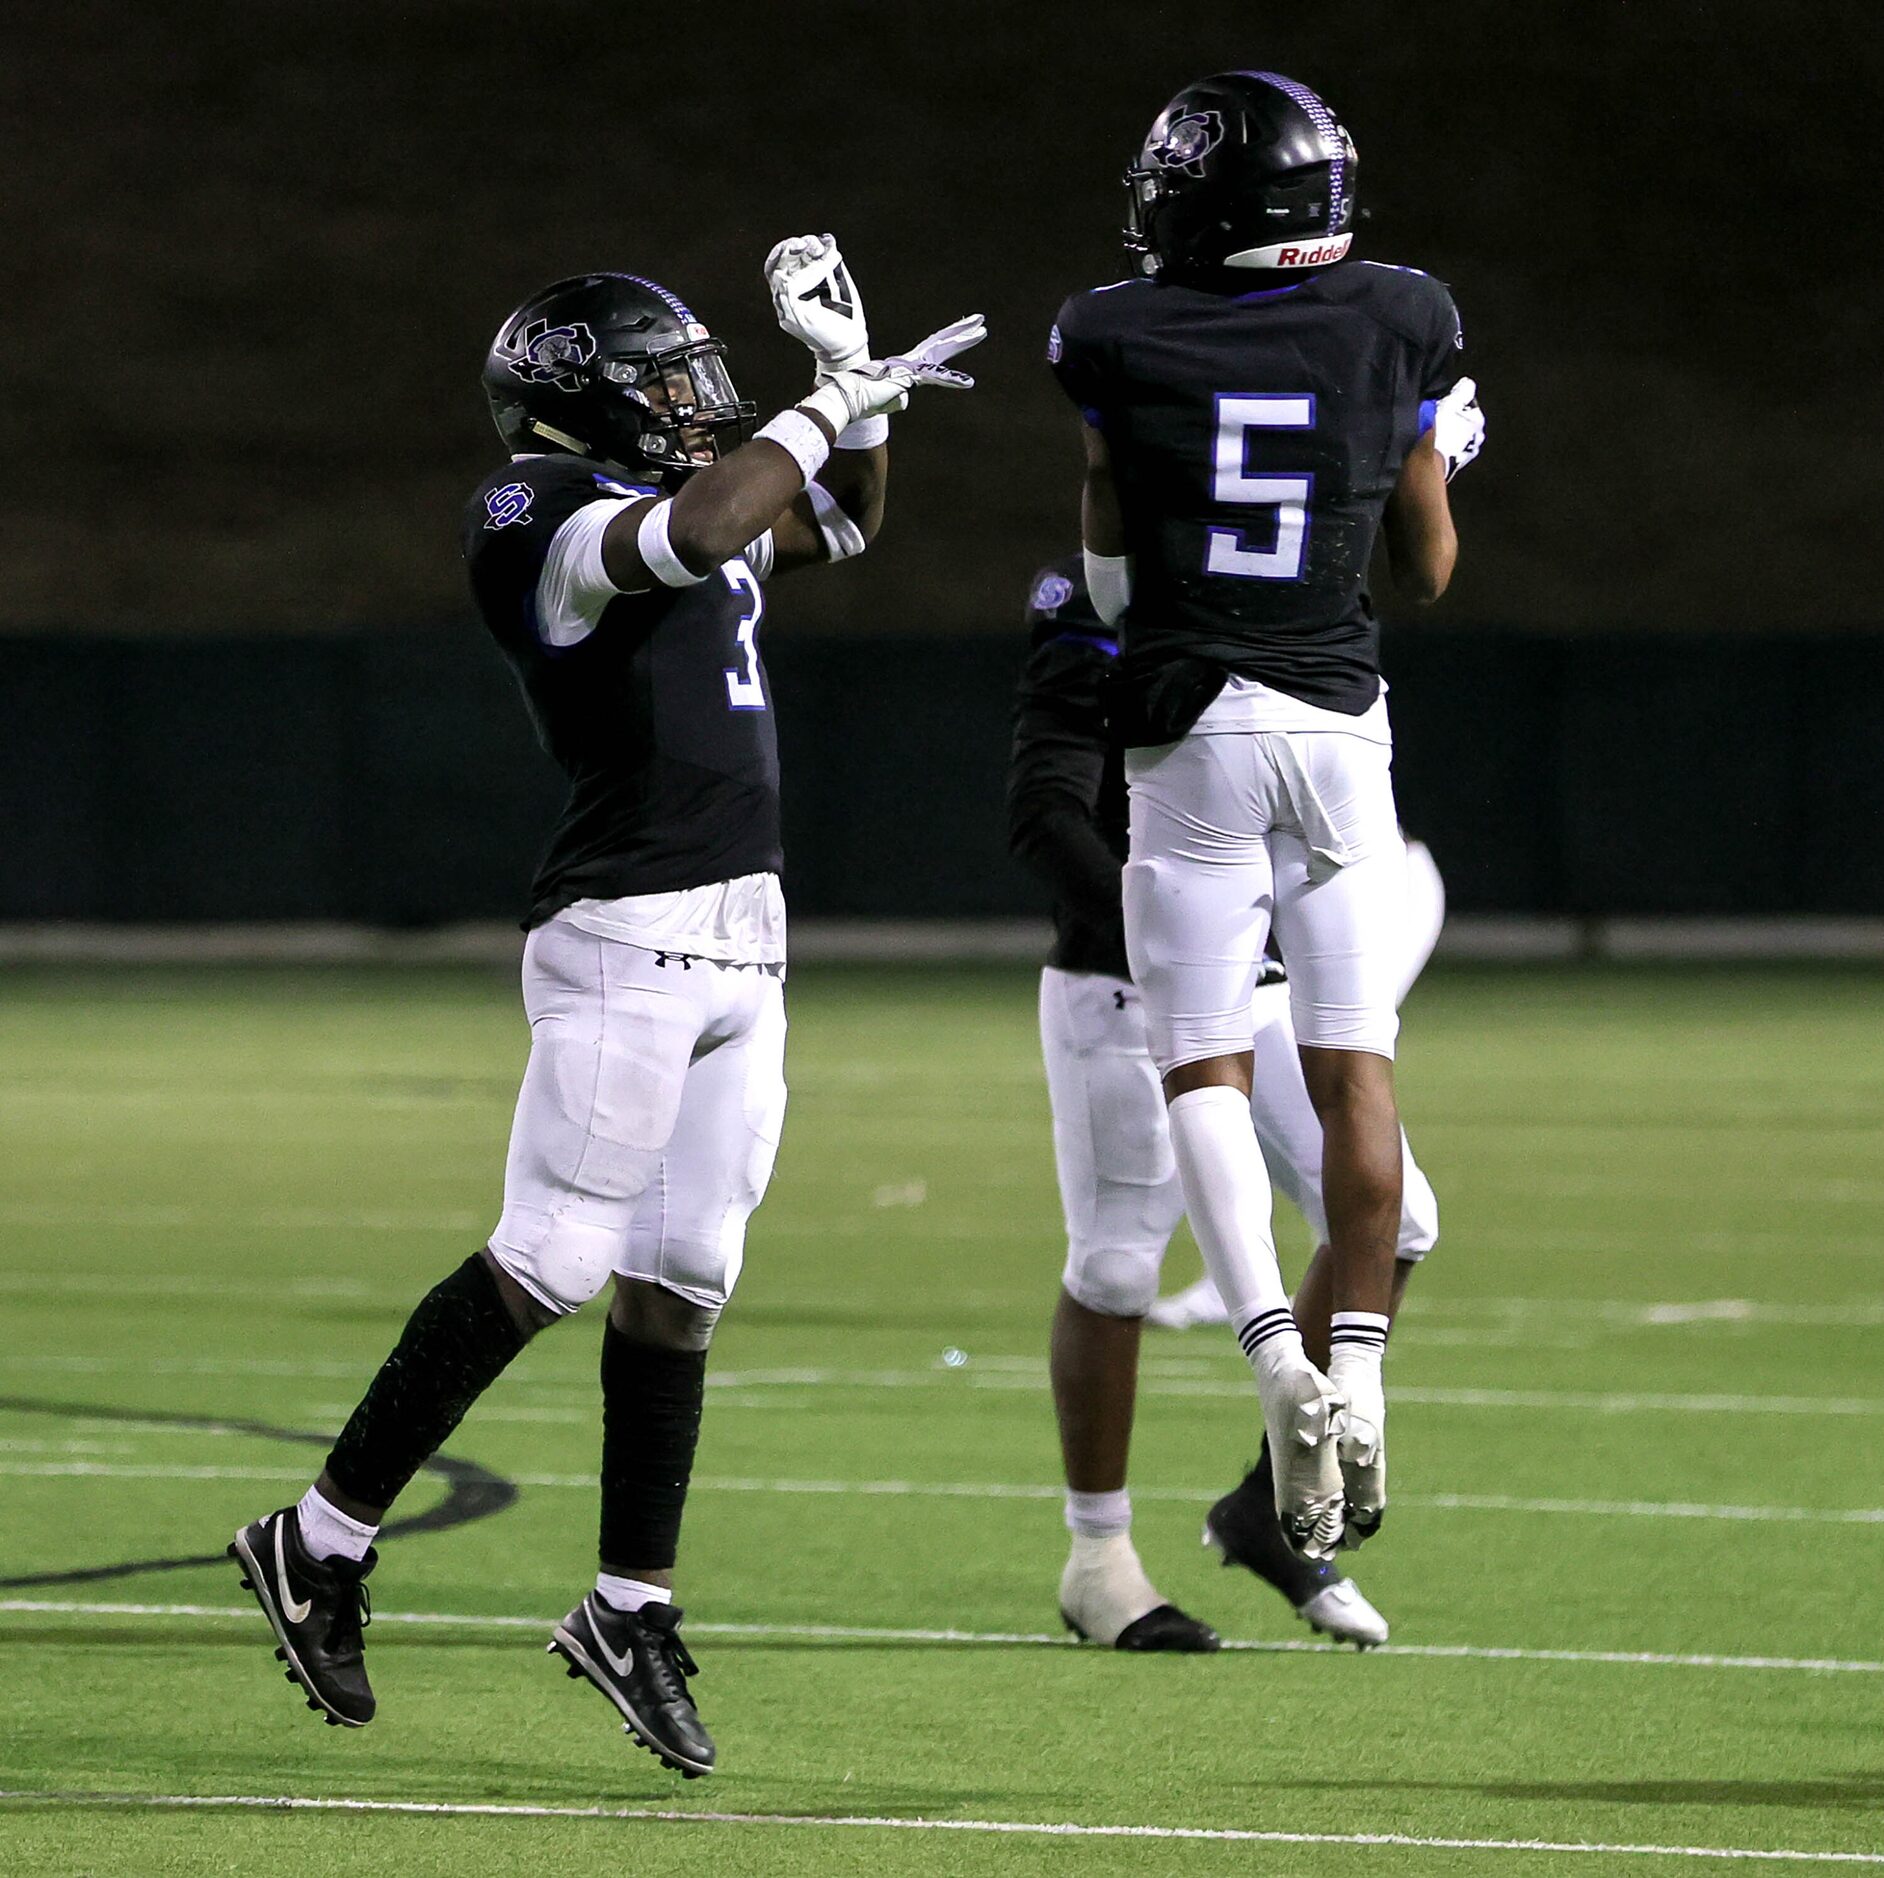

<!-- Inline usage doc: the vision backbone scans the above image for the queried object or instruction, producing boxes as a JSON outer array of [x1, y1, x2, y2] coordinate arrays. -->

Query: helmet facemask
[[596, 336, 757, 474]]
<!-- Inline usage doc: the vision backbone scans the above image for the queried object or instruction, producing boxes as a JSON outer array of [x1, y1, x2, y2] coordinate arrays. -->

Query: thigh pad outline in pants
[[1039, 969, 1185, 1317], [1266, 734, 1405, 1059], [1122, 736, 1274, 1077], [490, 921, 712, 1315], [617, 970, 788, 1313]]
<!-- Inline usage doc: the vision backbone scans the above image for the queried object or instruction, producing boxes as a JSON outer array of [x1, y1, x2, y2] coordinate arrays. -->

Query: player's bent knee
[[610, 1276, 722, 1352], [1397, 1157, 1440, 1259], [1062, 1241, 1163, 1319], [486, 1215, 621, 1318]]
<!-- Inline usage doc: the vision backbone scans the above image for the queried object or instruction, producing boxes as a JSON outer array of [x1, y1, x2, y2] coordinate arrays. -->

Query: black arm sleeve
[[1006, 640, 1125, 931]]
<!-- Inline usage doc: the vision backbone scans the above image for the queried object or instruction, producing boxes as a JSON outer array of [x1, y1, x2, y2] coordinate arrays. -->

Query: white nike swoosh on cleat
[[275, 1520, 312, 1624]]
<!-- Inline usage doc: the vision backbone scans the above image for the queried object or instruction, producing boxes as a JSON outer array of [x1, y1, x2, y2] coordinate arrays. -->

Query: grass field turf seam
[[2, 962, 1881, 1875]]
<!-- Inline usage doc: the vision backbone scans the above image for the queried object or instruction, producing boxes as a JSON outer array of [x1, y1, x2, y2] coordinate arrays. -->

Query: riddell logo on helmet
[[1274, 236, 1352, 267], [1227, 232, 1355, 270]]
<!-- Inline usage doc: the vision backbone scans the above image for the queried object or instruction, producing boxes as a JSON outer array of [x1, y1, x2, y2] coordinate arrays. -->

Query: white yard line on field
[[5, 1265, 1884, 1331], [0, 1789, 1876, 1862], [2, 1460, 1880, 1528], [7, 1350, 1878, 1417], [3, 1602, 1881, 1677]]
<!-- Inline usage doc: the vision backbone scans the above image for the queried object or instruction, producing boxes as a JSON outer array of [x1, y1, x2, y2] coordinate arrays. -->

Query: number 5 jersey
[[1048, 262, 1464, 725]]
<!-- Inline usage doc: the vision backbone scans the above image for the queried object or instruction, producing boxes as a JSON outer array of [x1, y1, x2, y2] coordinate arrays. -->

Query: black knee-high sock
[[325, 1253, 527, 1510], [599, 1318, 707, 1573]]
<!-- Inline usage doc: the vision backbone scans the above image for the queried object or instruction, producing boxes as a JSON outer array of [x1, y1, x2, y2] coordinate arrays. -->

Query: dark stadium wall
[[2, 630, 1879, 923], [2, 0, 1878, 638]]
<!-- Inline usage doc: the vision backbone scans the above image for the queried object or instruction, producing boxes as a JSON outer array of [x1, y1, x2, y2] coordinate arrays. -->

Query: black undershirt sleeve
[[1006, 641, 1124, 930]]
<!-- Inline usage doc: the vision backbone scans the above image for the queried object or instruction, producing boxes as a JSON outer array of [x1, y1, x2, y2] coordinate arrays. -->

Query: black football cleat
[[1063, 1602, 1222, 1652], [548, 1594, 715, 1778], [1058, 1534, 1221, 1652], [229, 1507, 377, 1725], [1203, 1459, 1389, 1650]]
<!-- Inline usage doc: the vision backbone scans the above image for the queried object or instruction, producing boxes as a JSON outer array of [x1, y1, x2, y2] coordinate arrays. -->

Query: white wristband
[[753, 408, 832, 488], [1083, 547, 1133, 626], [635, 498, 708, 589], [836, 413, 890, 450], [805, 480, 867, 562]]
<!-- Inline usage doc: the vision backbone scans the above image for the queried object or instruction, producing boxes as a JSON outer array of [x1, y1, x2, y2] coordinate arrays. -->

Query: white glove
[[1326, 1345, 1386, 1547], [803, 316, 987, 427], [1430, 375, 1484, 481], [765, 233, 870, 377]]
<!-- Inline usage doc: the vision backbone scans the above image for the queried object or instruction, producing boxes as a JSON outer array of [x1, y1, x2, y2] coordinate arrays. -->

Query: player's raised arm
[[601, 237, 984, 590]]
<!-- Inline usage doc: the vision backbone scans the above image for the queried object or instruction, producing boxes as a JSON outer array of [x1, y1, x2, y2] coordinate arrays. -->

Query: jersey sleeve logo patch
[[1031, 572, 1074, 614], [1155, 109, 1224, 175], [510, 319, 597, 391], [484, 481, 535, 530]]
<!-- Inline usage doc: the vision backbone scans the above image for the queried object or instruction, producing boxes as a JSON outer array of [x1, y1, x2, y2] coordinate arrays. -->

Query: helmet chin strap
[[527, 418, 592, 455]]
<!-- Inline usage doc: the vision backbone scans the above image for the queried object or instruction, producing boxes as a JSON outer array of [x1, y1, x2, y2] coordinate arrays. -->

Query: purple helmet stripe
[[612, 273, 698, 325], [1242, 71, 1348, 233]]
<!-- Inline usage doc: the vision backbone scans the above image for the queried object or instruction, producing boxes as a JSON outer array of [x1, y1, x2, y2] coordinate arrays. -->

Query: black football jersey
[[1006, 558, 1130, 979], [461, 454, 781, 928], [1050, 260, 1464, 717]]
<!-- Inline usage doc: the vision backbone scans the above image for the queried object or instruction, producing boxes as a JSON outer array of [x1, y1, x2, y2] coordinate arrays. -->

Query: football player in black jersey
[[228, 243, 984, 1776], [1050, 72, 1484, 1560], [1010, 557, 1445, 1651]]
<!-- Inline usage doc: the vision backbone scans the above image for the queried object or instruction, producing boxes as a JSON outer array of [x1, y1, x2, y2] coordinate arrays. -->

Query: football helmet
[[1124, 71, 1358, 281], [482, 274, 757, 479]]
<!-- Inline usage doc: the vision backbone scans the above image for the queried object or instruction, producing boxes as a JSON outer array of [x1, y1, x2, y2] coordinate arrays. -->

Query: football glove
[[1431, 376, 1485, 481], [765, 233, 871, 377], [805, 316, 987, 426]]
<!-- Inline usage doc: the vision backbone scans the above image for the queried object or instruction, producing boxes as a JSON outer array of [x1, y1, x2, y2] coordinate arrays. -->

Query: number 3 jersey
[[461, 453, 783, 937], [1049, 262, 1464, 720]]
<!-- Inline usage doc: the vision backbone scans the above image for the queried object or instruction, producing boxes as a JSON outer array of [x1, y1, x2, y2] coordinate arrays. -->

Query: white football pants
[[487, 915, 787, 1317], [1041, 967, 1438, 1320], [1123, 725, 1407, 1069]]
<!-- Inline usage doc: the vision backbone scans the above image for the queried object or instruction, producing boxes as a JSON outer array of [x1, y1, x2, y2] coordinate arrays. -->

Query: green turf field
[[1, 961, 1880, 1875]]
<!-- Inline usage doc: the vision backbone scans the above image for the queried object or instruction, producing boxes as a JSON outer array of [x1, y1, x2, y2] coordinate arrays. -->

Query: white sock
[[595, 1572, 672, 1614], [1330, 1310, 1391, 1354], [295, 1486, 377, 1564], [1166, 1086, 1297, 1372], [1064, 1487, 1132, 1539]]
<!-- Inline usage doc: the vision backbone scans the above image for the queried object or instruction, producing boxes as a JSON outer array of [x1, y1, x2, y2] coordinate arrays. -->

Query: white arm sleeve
[[533, 497, 644, 649], [1083, 547, 1133, 627]]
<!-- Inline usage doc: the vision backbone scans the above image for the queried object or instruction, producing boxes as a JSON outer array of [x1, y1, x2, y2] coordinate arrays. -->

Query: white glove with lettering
[[1430, 375, 1485, 481], [765, 233, 870, 377], [802, 316, 988, 427]]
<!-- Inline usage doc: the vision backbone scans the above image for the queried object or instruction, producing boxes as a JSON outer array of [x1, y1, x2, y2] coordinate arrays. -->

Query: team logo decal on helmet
[[510, 320, 597, 391], [1154, 110, 1224, 176]]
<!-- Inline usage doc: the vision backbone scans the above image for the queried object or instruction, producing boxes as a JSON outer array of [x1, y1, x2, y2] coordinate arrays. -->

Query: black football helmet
[[1124, 71, 1358, 282], [482, 273, 757, 480]]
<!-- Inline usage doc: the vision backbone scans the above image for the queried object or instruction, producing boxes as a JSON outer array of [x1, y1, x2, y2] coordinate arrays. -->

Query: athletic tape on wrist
[[836, 413, 890, 450], [635, 498, 709, 588], [754, 407, 833, 488], [805, 480, 867, 562]]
